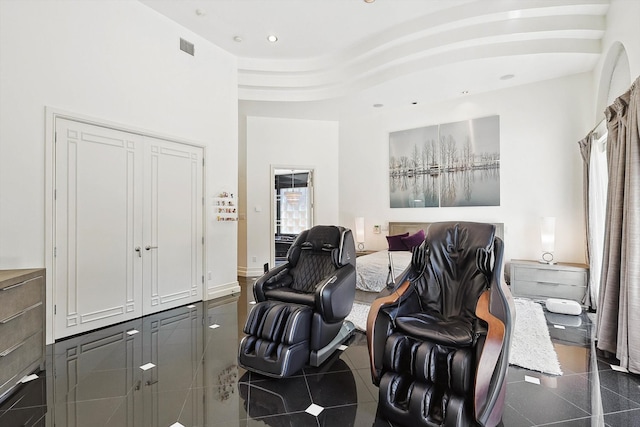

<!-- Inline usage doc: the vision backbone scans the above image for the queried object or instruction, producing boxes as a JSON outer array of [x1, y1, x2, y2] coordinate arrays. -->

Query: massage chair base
[[238, 301, 355, 378], [309, 320, 355, 367]]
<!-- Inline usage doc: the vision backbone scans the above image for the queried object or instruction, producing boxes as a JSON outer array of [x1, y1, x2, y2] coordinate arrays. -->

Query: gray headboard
[[388, 221, 504, 240]]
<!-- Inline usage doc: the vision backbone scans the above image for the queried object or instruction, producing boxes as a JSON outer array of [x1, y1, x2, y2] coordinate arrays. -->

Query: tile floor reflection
[[1, 278, 640, 426]]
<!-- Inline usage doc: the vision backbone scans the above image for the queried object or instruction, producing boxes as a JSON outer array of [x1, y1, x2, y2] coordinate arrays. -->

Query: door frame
[[269, 165, 315, 268], [45, 107, 207, 344]]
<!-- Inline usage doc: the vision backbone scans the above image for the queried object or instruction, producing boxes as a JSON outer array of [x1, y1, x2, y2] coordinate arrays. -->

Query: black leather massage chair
[[238, 225, 357, 377], [367, 222, 514, 427]]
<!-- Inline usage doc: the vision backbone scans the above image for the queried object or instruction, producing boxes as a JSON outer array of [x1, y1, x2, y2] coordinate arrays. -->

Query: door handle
[[135, 246, 142, 257], [145, 245, 158, 250]]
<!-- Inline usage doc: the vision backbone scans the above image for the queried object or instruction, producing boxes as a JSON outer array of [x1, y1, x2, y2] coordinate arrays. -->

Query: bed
[[355, 222, 426, 294], [355, 250, 412, 292], [355, 221, 504, 295]]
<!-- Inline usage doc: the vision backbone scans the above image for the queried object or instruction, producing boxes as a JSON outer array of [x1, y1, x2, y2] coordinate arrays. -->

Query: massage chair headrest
[[288, 225, 355, 268], [411, 222, 496, 276]]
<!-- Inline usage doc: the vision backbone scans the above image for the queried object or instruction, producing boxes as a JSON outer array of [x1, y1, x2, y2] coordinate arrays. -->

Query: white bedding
[[356, 250, 412, 293]]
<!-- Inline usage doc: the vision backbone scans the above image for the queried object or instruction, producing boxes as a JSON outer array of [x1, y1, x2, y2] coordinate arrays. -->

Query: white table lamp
[[355, 217, 365, 251], [540, 217, 556, 264]]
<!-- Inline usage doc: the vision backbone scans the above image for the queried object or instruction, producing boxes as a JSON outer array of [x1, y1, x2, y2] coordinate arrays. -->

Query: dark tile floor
[[1, 278, 640, 426]]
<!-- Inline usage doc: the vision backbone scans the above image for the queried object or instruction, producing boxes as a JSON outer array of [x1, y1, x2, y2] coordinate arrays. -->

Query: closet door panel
[[143, 139, 203, 315], [54, 119, 144, 339]]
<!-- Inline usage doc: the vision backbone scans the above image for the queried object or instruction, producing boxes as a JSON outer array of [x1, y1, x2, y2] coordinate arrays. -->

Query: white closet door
[[142, 138, 203, 315], [54, 118, 144, 339], [54, 118, 204, 340]]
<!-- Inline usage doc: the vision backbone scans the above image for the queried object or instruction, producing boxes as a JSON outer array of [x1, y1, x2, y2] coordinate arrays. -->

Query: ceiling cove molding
[[237, 0, 608, 72], [239, 15, 604, 82], [239, 38, 602, 102], [237, 1, 608, 101]]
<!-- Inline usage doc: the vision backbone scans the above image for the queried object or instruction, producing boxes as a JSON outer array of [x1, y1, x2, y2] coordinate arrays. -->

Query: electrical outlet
[[252, 256, 257, 262]]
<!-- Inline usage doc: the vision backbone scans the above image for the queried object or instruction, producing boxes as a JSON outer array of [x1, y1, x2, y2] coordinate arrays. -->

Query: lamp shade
[[540, 217, 556, 264], [355, 217, 365, 246], [540, 217, 555, 253]]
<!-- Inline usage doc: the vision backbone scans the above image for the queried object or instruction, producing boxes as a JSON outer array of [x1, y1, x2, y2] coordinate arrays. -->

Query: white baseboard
[[206, 281, 241, 300], [237, 266, 264, 277]]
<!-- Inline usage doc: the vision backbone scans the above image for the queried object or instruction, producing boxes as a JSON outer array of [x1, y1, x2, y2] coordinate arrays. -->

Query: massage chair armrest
[[253, 263, 292, 302], [366, 280, 421, 385], [473, 281, 513, 427], [315, 264, 356, 323]]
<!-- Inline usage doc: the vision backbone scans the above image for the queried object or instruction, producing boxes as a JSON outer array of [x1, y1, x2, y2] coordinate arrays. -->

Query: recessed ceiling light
[[233, 36, 243, 43], [412, 101, 418, 105], [373, 103, 384, 108], [195, 9, 206, 16], [364, 0, 376, 3], [267, 35, 278, 43], [500, 74, 515, 80], [461, 90, 469, 95]]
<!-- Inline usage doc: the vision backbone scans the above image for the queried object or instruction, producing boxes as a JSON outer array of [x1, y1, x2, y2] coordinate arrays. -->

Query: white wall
[[594, 0, 640, 113], [604, 0, 640, 79], [339, 73, 594, 264], [241, 116, 339, 276], [0, 0, 239, 342], [238, 114, 249, 277]]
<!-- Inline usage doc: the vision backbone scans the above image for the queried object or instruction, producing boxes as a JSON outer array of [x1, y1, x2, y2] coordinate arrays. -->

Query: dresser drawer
[[0, 331, 43, 394], [0, 275, 43, 323], [0, 303, 43, 357], [509, 260, 588, 303], [512, 267, 586, 286], [512, 280, 586, 301]]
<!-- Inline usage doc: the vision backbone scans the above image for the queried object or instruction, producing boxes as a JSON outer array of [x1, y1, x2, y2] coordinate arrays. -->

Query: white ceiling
[[140, 0, 609, 116]]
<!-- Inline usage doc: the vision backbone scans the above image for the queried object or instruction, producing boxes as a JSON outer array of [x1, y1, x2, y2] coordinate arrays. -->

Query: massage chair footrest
[[238, 301, 312, 378], [379, 333, 475, 426]]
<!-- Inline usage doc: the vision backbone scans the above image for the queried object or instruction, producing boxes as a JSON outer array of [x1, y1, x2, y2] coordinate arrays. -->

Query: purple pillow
[[386, 232, 409, 251], [401, 229, 425, 250]]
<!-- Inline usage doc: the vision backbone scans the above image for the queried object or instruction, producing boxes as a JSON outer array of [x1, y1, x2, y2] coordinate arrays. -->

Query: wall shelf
[[213, 192, 237, 222]]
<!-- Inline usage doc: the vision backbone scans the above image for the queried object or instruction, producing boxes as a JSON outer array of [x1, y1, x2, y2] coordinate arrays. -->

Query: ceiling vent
[[180, 38, 195, 56]]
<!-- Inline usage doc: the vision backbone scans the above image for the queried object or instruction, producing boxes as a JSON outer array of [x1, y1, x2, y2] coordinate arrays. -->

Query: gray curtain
[[596, 75, 640, 374], [577, 133, 593, 308]]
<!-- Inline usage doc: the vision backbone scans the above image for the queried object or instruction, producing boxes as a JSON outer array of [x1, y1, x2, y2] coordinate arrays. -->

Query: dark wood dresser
[[0, 269, 45, 402]]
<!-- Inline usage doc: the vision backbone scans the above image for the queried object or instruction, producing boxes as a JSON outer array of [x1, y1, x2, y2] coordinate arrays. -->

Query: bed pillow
[[386, 232, 409, 251], [401, 229, 425, 250]]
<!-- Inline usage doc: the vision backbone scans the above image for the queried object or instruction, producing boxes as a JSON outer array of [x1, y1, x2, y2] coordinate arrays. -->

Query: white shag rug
[[345, 302, 370, 332], [346, 297, 562, 376], [510, 298, 563, 375]]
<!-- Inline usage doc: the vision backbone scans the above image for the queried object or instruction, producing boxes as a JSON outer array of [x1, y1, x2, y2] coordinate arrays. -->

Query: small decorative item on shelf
[[213, 191, 238, 222]]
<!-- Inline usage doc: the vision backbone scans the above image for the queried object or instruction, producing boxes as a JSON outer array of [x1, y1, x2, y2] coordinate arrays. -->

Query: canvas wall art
[[389, 115, 500, 208]]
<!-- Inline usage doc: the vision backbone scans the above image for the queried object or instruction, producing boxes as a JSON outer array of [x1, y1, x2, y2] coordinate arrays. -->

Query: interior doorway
[[271, 168, 314, 267]]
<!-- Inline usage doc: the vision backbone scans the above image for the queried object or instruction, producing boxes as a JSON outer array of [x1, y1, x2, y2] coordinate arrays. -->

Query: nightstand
[[509, 259, 588, 303]]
